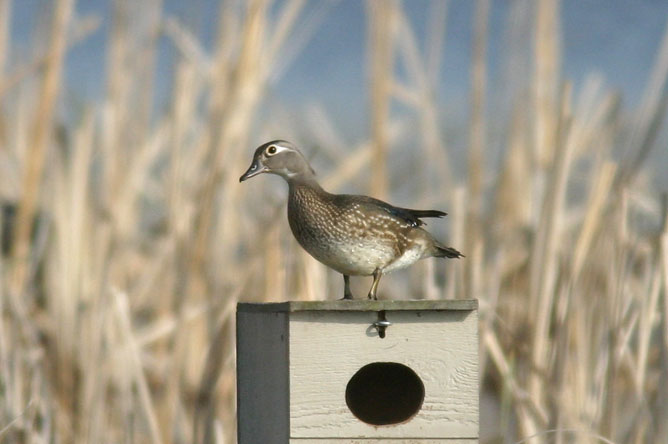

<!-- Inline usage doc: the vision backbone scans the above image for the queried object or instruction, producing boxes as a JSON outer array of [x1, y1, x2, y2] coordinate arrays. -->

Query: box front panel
[[289, 310, 478, 439], [291, 439, 478, 443]]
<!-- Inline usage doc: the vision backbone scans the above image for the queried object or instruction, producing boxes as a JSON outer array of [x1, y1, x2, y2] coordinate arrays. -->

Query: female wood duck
[[240, 140, 463, 300]]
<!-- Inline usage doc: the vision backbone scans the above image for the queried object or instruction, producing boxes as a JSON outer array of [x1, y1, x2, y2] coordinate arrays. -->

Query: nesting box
[[236, 300, 478, 443]]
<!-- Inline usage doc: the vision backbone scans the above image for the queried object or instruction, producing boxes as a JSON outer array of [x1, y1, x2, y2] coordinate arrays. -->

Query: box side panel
[[237, 310, 289, 444], [289, 310, 478, 439]]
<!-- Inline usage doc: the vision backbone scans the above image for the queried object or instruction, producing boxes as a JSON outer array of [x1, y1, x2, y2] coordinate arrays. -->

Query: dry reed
[[0, 1, 667, 443]]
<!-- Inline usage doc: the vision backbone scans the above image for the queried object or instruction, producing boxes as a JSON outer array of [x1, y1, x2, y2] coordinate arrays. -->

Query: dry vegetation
[[1, 0, 667, 443]]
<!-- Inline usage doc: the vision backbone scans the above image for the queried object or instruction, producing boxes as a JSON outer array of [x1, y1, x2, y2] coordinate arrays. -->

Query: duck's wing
[[337, 194, 447, 227]]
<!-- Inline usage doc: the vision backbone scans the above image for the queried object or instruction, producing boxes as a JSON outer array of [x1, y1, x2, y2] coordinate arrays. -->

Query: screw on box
[[373, 310, 392, 338]]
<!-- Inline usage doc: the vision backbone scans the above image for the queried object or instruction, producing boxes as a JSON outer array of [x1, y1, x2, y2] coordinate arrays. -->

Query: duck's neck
[[286, 173, 323, 192]]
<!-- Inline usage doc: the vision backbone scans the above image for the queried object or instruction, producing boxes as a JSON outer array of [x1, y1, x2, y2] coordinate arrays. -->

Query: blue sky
[[13, 1, 668, 107], [276, 0, 668, 138], [10, 0, 668, 183]]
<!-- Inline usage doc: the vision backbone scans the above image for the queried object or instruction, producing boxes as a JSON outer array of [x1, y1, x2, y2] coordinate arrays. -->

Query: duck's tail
[[433, 243, 464, 259]]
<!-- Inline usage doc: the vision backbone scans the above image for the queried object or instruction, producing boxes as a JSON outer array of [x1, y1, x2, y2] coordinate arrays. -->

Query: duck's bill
[[239, 161, 267, 182]]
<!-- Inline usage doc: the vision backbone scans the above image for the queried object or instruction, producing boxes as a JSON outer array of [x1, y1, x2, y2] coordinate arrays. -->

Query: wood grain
[[291, 439, 478, 443], [238, 300, 478, 313], [289, 310, 478, 439]]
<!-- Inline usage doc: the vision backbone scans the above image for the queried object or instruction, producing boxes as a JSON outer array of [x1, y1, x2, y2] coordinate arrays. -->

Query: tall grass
[[1, 0, 667, 443]]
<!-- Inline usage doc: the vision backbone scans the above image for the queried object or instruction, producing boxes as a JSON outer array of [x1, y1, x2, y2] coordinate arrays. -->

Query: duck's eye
[[266, 145, 278, 155]]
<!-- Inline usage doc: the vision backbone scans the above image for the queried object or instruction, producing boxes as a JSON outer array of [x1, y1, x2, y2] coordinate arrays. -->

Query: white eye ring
[[265, 143, 290, 157]]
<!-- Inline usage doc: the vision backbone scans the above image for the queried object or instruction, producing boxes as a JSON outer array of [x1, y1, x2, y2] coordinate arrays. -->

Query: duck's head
[[239, 140, 315, 182]]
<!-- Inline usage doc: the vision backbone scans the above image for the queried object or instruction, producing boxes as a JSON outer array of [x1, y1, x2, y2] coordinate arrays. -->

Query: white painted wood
[[237, 310, 289, 443], [240, 300, 478, 312], [236, 301, 479, 443], [291, 439, 478, 443], [288, 310, 478, 439]]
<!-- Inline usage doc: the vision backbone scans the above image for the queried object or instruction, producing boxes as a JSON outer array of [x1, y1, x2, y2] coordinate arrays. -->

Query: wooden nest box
[[236, 300, 479, 443]]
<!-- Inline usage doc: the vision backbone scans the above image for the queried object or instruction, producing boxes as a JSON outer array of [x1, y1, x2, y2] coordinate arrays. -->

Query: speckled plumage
[[240, 140, 463, 300]]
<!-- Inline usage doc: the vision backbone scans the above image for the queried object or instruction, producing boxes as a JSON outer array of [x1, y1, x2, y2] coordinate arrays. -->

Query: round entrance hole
[[345, 362, 425, 426]]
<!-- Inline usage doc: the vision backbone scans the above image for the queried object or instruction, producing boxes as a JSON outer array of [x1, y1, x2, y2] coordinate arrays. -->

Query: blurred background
[[1, 0, 668, 443]]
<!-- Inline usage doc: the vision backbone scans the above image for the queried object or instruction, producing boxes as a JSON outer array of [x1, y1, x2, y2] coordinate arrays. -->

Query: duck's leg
[[368, 269, 383, 300], [341, 275, 354, 300]]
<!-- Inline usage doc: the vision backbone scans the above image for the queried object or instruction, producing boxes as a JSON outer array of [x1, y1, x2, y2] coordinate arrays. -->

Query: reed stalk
[[1, 1, 666, 443]]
